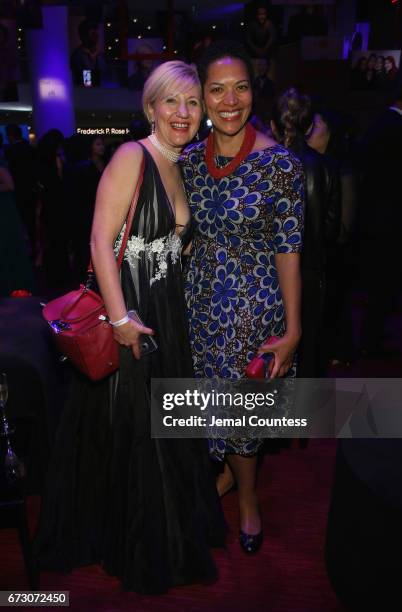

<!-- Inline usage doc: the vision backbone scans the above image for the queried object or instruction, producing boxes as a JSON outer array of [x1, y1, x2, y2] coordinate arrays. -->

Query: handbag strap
[[88, 151, 146, 273], [60, 288, 104, 322], [116, 152, 146, 269]]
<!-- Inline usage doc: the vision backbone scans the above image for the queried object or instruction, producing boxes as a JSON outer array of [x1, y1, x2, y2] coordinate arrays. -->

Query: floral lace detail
[[114, 224, 182, 285]]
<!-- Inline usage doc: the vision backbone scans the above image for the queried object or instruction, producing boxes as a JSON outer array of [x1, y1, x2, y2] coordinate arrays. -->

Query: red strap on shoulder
[[88, 151, 146, 273], [116, 153, 146, 269]]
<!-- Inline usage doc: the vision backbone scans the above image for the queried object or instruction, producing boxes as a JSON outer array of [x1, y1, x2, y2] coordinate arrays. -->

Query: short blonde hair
[[142, 60, 201, 123]]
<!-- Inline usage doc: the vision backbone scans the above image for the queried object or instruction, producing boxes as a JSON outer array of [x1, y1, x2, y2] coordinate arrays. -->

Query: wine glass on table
[[0, 372, 8, 411], [0, 372, 25, 485]]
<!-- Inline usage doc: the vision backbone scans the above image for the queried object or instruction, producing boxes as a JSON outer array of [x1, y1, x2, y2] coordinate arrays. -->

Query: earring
[[151, 121, 155, 134], [196, 131, 199, 140]]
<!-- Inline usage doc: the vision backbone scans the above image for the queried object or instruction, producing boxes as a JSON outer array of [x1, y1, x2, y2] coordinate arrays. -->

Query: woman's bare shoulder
[[105, 141, 144, 180], [254, 131, 277, 150], [112, 141, 143, 164]]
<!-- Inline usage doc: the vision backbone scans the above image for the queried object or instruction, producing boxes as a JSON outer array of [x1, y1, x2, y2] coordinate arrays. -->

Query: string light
[[114, 38, 119, 42], [147, 26, 152, 30], [133, 18, 138, 23], [240, 22, 245, 26], [107, 23, 111, 27], [138, 35, 142, 39], [108, 46, 112, 50]]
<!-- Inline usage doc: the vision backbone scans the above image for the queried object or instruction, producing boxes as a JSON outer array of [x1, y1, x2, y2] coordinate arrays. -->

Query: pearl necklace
[[148, 133, 181, 163]]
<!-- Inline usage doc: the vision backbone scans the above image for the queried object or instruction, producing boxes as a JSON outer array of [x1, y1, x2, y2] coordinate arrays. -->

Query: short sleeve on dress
[[272, 153, 305, 254], [180, 142, 201, 200]]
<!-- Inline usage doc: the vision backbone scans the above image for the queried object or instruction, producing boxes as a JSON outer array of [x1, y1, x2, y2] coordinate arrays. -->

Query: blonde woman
[[34, 61, 226, 594]]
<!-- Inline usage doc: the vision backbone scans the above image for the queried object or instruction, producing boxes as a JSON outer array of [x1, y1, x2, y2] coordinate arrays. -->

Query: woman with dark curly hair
[[271, 88, 340, 376]]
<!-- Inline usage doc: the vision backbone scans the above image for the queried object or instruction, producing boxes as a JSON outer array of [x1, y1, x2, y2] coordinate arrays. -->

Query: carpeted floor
[[1, 440, 344, 612]]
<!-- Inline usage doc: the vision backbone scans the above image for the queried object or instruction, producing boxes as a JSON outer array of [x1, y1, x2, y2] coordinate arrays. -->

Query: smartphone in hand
[[128, 310, 158, 356]]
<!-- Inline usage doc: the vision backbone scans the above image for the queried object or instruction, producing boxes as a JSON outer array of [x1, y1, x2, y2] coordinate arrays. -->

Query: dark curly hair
[[197, 39, 254, 89], [271, 87, 313, 150]]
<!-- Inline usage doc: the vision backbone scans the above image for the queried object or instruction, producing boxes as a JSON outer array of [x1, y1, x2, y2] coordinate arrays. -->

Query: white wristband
[[110, 314, 130, 327]]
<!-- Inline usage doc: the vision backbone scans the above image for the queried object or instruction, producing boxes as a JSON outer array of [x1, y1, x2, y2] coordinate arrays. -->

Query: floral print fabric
[[181, 142, 304, 457]]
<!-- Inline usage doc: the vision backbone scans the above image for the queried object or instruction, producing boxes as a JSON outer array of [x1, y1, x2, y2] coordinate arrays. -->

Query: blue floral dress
[[181, 142, 305, 459]]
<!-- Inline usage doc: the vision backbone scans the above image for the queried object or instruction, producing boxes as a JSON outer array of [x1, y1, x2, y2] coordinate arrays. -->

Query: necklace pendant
[[214, 156, 229, 169]]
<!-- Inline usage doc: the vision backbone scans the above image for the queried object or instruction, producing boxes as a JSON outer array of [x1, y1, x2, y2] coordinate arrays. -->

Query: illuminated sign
[[76, 127, 130, 135], [38, 78, 67, 100]]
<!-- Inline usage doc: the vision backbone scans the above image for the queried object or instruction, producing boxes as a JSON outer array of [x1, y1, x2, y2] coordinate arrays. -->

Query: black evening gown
[[34, 145, 226, 594]]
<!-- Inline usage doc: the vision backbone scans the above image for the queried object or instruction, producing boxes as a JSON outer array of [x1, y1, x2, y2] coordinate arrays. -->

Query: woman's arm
[[90, 141, 154, 359], [268, 252, 302, 377], [258, 155, 304, 378], [259, 253, 301, 378]]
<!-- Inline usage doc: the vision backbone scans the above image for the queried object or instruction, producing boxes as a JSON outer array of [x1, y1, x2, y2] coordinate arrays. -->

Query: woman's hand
[[113, 319, 155, 360], [257, 332, 300, 379]]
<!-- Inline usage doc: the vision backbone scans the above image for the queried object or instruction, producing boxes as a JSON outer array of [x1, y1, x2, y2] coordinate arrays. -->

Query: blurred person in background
[[5, 124, 39, 257], [364, 53, 377, 90], [127, 43, 156, 91], [70, 19, 105, 86], [37, 129, 70, 289], [246, 4, 277, 80], [357, 86, 402, 357], [271, 88, 340, 377], [69, 135, 106, 284], [373, 55, 386, 90], [253, 57, 275, 127], [191, 33, 214, 66], [384, 56, 398, 81], [253, 57, 275, 97], [383, 55, 399, 91], [307, 106, 357, 366], [351, 56, 368, 90], [0, 155, 35, 296], [287, 5, 328, 42]]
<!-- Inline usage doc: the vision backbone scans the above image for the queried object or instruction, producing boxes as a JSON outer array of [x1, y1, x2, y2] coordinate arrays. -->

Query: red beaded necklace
[[205, 123, 257, 179]]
